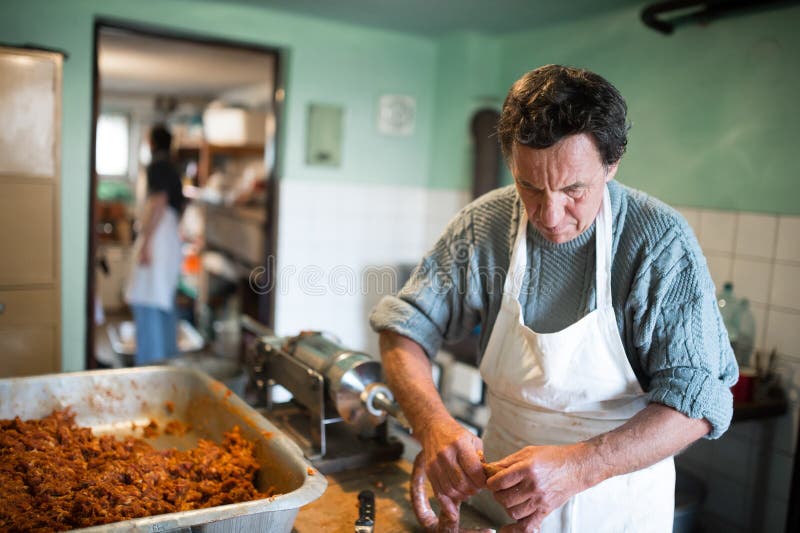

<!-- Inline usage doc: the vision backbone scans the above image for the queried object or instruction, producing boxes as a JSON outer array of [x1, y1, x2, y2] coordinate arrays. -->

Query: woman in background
[[125, 124, 185, 365]]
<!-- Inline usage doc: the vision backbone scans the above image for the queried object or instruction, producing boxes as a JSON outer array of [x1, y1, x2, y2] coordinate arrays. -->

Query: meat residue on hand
[[477, 449, 503, 478]]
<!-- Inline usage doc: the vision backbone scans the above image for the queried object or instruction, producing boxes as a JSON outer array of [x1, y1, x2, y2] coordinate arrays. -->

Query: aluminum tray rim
[[0, 366, 328, 532]]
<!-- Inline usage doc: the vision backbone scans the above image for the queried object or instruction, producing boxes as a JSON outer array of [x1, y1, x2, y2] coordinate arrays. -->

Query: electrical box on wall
[[377, 94, 415, 136], [306, 103, 343, 167]]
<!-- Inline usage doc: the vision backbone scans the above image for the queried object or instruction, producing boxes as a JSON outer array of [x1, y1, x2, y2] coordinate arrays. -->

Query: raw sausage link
[[410, 452, 495, 533], [411, 452, 440, 530]]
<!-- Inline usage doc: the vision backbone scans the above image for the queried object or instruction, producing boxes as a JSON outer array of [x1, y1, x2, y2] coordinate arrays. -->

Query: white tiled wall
[[674, 206, 800, 533], [776, 217, 800, 263], [273, 179, 468, 355]]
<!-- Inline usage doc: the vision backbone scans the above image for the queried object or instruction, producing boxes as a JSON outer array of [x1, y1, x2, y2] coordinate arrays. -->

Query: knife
[[355, 490, 375, 533]]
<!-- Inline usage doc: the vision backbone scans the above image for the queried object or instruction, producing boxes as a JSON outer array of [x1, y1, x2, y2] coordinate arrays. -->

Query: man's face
[[510, 133, 617, 244]]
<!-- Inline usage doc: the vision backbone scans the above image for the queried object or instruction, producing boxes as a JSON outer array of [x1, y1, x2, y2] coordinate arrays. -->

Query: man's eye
[[566, 187, 585, 198]]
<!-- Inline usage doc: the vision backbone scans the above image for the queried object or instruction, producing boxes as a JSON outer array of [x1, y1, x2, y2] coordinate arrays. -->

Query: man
[[370, 65, 737, 532], [125, 124, 185, 365]]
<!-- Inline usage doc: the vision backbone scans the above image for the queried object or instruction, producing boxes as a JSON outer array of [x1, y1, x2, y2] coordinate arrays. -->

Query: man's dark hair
[[497, 65, 630, 167], [149, 124, 172, 152]]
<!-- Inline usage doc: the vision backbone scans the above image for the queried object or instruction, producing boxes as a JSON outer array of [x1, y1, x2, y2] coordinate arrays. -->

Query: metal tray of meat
[[0, 366, 327, 532]]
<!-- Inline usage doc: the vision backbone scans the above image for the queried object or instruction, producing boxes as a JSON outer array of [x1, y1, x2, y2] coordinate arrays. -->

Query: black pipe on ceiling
[[641, 0, 800, 34]]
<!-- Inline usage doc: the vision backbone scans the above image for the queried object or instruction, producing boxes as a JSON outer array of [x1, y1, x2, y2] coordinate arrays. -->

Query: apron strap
[[595, 186, 613, 308], [504, 200, 530, 299]]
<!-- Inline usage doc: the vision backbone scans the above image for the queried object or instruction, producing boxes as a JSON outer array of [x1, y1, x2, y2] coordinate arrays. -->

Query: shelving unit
[[176, 141, 265, 186], [175, 139, 277, 338]]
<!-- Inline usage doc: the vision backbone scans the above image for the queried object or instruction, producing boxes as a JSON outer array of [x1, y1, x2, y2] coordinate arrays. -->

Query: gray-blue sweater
[[370, 181, 737, 438]]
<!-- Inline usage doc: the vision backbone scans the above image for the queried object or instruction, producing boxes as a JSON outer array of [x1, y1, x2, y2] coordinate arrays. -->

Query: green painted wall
[[0, 0, 438, 371], [2, 0, 798, 371], [428, 32, 504, 189], [495, 5, 800, 213]]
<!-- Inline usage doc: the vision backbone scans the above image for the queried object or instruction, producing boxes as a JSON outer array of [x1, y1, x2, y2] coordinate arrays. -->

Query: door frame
[[88, 17, 284, 368]]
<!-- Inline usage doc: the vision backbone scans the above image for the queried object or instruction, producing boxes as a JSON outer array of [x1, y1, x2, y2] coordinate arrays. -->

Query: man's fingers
[[457, 447, 486, 492], [493, 483, 528, 509], [427, 461, 448, 497], [420, 428, 485, 502], [430, 459, 468, 501], [516, 511, 544, 532], [506, 496, 539, 521], [437, 493, 460, 523], [443, 463, 470, 500], [499, 512, 541, 533], [489, 448, 524, 468], [486, 463, 527, 491]]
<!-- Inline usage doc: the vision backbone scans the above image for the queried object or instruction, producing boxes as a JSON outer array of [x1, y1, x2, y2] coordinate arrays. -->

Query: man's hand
[[418, 416, 486, 506], [485, 444, 589, 530], [485, 404, 712, 531], [378, 330, 488, 514]]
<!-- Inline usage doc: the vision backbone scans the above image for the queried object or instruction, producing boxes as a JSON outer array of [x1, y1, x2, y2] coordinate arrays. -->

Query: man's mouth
[[538, 225, 562, 236]]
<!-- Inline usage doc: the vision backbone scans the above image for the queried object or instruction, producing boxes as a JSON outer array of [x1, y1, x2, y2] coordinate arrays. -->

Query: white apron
[[125, 207, 182, 311], [472, 187, 675, 532]]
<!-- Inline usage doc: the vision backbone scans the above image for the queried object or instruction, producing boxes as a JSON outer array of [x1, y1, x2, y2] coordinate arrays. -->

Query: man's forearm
[[379, 330, 452, 434], [381, 330, 487, 502], [578, 403, 711, 489]]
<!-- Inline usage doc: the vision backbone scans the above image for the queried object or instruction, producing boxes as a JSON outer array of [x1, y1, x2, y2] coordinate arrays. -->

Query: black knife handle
[[356, 490, 375, 526]]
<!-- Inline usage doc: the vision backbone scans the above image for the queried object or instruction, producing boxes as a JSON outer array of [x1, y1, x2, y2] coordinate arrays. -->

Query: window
[[95, 113, 130, 177]]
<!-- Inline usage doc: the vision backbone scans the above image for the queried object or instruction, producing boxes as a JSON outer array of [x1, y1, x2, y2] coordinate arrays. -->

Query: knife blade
[[355, 489, 375, 533]]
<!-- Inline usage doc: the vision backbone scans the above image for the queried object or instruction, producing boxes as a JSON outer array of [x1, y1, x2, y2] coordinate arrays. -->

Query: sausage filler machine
[[243, 317, 406, 473]]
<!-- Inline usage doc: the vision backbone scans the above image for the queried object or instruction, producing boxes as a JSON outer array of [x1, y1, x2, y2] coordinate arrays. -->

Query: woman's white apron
[[125, 207, 182, 311]]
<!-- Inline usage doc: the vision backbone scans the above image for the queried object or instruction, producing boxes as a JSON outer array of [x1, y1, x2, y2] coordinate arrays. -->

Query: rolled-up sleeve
[[370, 211, 484, 359], [630, 223, 738, 439], [649, 365, 735, 439]]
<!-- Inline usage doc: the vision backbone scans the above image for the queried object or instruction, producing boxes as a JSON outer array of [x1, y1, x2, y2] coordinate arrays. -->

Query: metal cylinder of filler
[[287, 332, 396, 431]]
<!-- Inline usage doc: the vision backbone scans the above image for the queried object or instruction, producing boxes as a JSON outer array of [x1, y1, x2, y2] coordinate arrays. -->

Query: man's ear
[[605, 162, 619, 183]]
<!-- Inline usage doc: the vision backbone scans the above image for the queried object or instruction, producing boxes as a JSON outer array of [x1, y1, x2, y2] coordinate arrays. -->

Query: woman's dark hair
[[149, 124, 173, 152], [497, 65, 630, 167]]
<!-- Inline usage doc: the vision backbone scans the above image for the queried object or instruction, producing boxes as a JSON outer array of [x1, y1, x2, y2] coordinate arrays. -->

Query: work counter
[[294, 458, 494, 532]]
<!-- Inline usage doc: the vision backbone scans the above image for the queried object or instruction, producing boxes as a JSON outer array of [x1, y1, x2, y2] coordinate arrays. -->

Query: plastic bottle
[[733, 298, 756, 368], [717, 282, 740, 347]]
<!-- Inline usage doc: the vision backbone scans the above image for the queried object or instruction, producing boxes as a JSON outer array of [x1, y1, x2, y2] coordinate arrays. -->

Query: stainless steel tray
[[0, 366, 327, 532]]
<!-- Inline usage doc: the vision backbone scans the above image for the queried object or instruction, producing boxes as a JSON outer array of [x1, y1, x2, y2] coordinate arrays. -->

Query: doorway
[[88, 21, 282, 370]]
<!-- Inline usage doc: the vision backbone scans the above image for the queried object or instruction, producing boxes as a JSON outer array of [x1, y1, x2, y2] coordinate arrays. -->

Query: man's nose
[[540, 195, 565, 228]]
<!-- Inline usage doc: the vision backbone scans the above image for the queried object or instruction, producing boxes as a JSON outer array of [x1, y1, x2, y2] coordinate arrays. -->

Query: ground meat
[[142, 418, 160, 439], [163, 420, 191, 437], [0, 410, 278, 532]]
